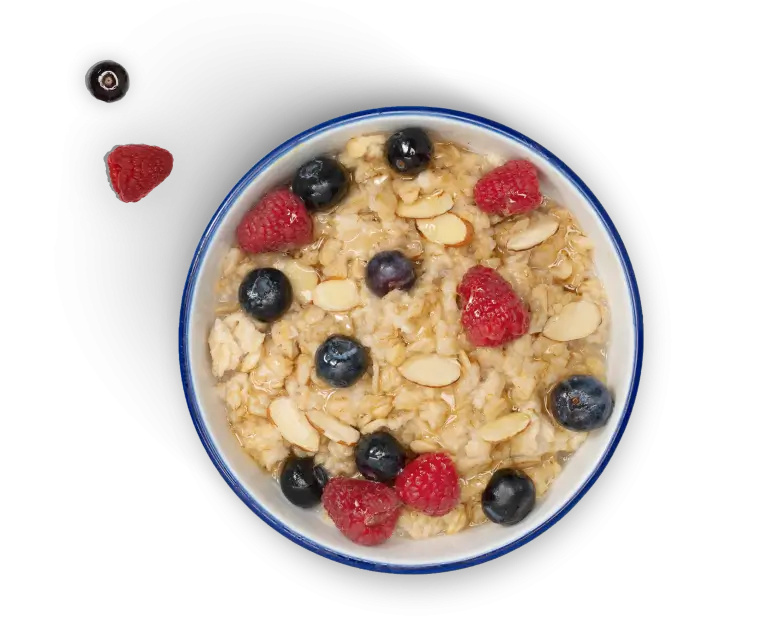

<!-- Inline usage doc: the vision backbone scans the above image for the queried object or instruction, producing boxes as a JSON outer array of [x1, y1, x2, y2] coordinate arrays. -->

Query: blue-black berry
[[86, 60, 129, 102], [482, 468, 536, 525], [366, 250, 416, 297], [315, 335, 369, 388], [386, 128, 432, 175], [355, 432, 407, 483], [280, 457, 329, 508], [238, 268, 293, 322], [292, 157, 349, 211], [549, 375, 613, 432]]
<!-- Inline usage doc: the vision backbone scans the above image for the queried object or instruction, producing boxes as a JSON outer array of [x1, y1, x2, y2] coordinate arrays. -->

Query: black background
[[76, 58, 665, 585]]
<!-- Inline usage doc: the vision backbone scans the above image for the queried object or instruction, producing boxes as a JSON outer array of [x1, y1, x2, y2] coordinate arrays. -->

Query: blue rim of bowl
[[179, 106, 644, 574]]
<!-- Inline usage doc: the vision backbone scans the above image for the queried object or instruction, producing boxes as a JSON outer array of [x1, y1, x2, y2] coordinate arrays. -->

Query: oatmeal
[[208, 128, 612, 545]]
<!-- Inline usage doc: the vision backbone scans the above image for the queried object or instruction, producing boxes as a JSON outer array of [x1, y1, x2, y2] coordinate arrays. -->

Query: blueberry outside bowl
[[179, 107, 643, 574]]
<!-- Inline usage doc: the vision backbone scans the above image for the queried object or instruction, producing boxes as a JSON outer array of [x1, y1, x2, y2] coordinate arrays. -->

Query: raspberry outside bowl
[[179, 107, 643, 573]]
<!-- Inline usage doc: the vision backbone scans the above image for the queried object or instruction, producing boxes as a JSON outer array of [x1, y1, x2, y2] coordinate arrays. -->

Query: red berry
[[322, 478, 402, 546], [474, 159, 542, 216], [395, 452, 460, 517], [236, 189, 312, 253], [457, 266, 529, 347], [107, 144, 173, 203]]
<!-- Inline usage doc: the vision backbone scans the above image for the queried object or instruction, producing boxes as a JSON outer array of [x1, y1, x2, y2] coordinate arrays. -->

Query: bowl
[[179, 107, 643, 573]]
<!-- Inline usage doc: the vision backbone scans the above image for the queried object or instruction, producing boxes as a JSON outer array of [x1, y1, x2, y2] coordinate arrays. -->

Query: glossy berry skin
[[238, 268, 293, 322], [481, 468, 536, 525], [457, 265, 529, 347], [395, 452, 460, 517], [315, 335, 369, 388], [366, 250, 416, 297], [86, 60, 129, 102], [236, 189, 312, 254], [473, 159, 542, 216], [292, 157, 349, 211], [386, 128, 432, 175], [322, 478, 402, 546], [355, 432, 407, 483], [549, 375, 613, 432], [280, 457, 329, 508]]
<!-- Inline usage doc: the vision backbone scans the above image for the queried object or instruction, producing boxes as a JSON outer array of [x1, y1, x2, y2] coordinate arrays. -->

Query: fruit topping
[[481, 468, 536, 525], [457, 265, 530, 347], [474, 159, 542, 216], [280, 456, 328, 508], [386, 127, 433, 175], [238, 267, 293, 322], [236, 188, 312, 253], [355, 432, 407, 483], [322, 478, 402, 546], [292, 157, 350, 211], [395, 452, 460, 517], [314, 335, 369, 388], [366, 250, 416, 297], [548, 375, 613, 432]]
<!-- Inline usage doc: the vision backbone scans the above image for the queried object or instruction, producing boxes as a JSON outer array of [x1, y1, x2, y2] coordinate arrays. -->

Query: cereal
[[207, 134, 610, 540]]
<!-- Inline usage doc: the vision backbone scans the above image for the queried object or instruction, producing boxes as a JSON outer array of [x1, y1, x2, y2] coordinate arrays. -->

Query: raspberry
[[473, 159, 542, 216], [107, 144, 173, 203], [395, 452, 460, 517], [457, 266, 529, 347], [236, 189, 312, 253], [322, 478, 402, 546]]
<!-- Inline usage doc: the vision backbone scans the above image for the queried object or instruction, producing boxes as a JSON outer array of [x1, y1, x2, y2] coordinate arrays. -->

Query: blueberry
[[355, 432, 407, 483], [481, 468, 536, 525], [315, 335, 369, 388], [366, 250, 416, 297], [292, 157, 349, 211], [280, 457, 329, 508], [85, 60, 129, 103], [238, 268, 293, 322], [386, 128, 433, 175], [549, 375, 613, 432]]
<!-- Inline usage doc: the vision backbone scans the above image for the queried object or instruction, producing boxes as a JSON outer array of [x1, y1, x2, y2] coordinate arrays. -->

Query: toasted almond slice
[[478, 412, 532, 442], [542, 300, 601, 342], [274, 259, 319, 303], [396, 192, 454, 219], [312, 279, 359, 312], [305, 410, 360, 446], [268, 398, 320, 452], [416, 213, 474, 247], [507, 215, 560, 251], [399, 354, 461, 387]]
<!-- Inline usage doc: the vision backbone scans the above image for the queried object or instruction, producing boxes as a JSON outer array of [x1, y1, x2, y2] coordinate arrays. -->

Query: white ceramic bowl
[[179, 107, 643, 573]]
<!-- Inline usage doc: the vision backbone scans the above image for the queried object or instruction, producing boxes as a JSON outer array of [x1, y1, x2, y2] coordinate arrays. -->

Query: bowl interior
[[181, 110, 640, 571]]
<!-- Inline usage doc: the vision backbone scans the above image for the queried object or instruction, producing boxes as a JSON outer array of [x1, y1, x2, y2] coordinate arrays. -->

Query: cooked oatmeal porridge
[[207, 129, 612, 545]]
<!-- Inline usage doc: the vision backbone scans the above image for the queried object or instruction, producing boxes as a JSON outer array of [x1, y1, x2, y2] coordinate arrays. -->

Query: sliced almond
[[507, 215, 560, 251], [416, 214, 474, 247], [312, 279, 359, 312], [542, 300, 601, 342], [478, 412, 532, 442], [396, 192, 454, 219], [274, 260, 319, 303], [550, 258, 573, 280], [305, 410, 360, 446], [268, 398, 320, 452], [399, 354, 461, 387]]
